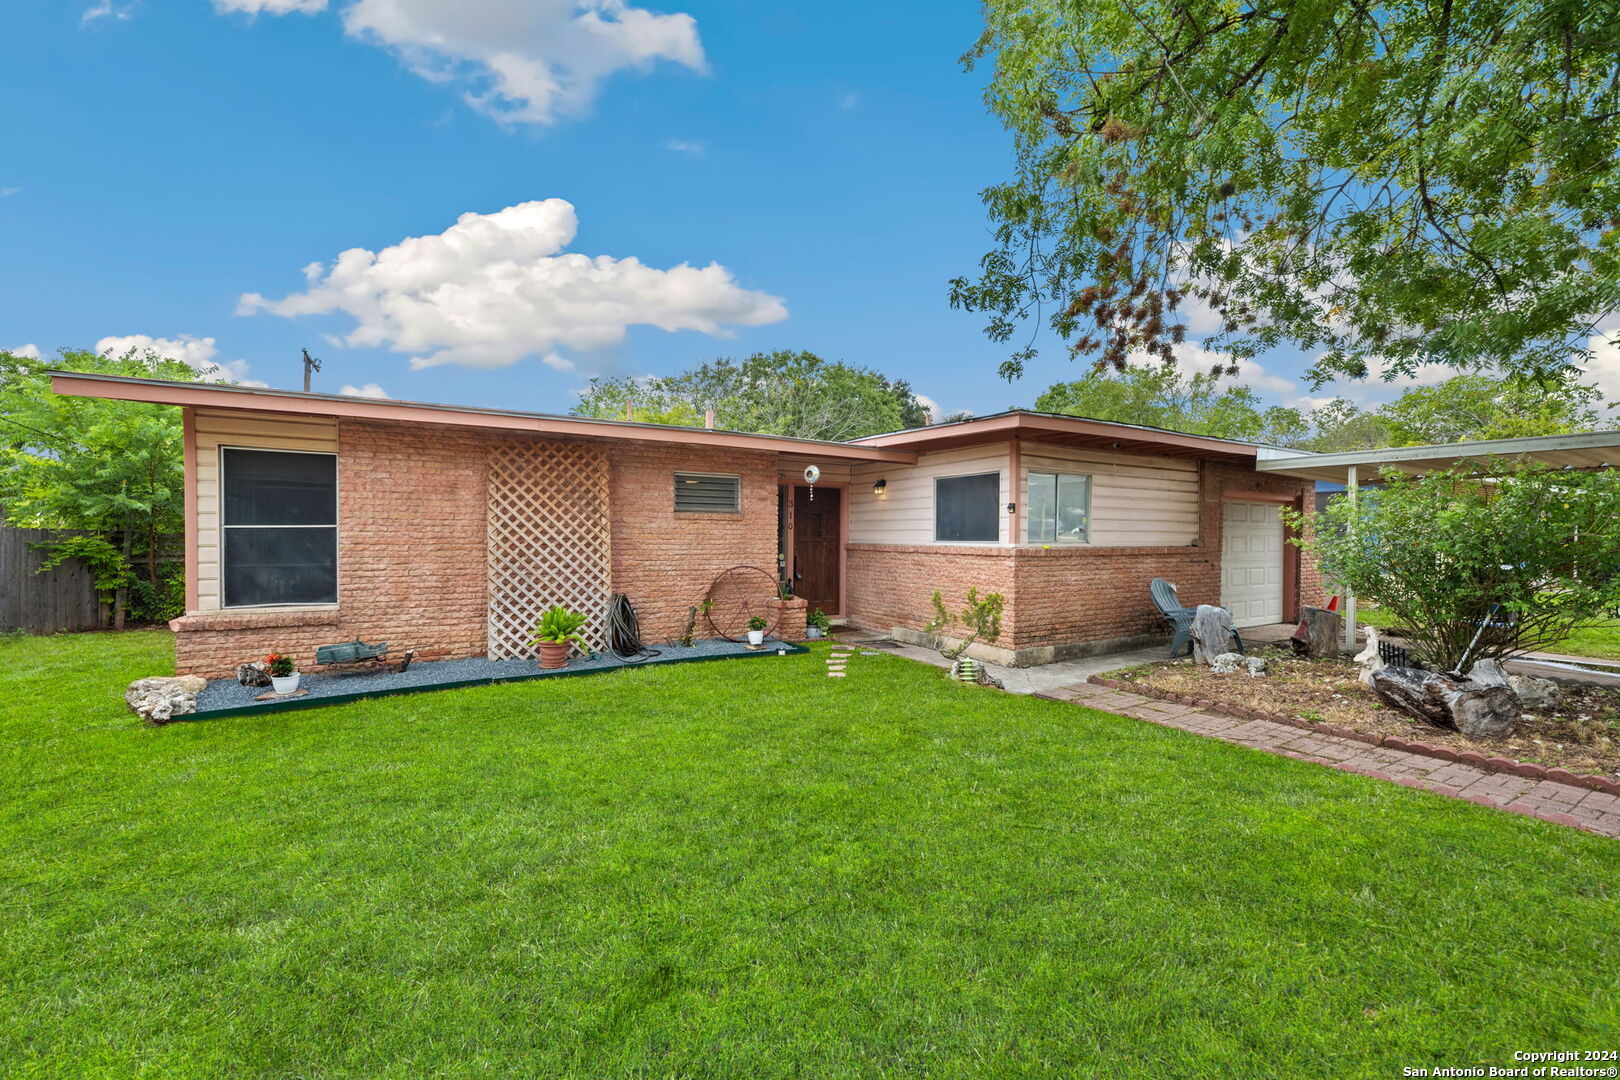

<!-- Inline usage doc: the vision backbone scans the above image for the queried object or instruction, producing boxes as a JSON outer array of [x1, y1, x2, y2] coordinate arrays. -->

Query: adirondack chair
[[1151, 578, 1244, 658]]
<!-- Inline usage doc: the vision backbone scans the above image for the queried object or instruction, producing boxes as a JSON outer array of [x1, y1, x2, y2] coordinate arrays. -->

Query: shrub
[[530, 607, 589, 649], [924, 587, 1006, 661], [1288, 460, 1620, 671]]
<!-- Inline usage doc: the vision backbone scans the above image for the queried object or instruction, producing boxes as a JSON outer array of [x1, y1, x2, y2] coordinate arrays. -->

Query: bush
[[1289, 460, 1620, 671]]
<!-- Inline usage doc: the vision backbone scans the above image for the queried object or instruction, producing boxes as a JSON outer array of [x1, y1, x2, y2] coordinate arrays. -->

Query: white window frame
[[933, 471, 1002, 544], [674, 471, 742, 514], [1025, 470, 1092, 545], [219, 445, 340, 609]]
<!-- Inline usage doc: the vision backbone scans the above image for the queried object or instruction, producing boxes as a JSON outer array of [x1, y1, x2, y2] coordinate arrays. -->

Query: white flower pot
[[271, 673, 301, 694], [746, 630, 765, 646]]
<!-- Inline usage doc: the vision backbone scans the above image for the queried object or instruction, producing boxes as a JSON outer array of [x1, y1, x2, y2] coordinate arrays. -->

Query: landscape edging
[[1084, 675, 1620, 798]]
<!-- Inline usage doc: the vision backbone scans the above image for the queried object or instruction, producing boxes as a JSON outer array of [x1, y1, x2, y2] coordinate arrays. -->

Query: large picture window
[[1026, 471, 1091, 544], [221, 448, 337, 607], [935, 472, 1000, 542]]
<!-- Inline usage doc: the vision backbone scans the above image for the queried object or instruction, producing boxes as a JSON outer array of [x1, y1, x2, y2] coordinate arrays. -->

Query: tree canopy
[[952, 0, 1620, 386], [573, 350, 933, 441], [1034, 364, 1307, 444], [0, 348, 209, 625]]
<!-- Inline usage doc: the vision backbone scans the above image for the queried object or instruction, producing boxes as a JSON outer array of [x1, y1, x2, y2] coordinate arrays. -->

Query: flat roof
[[853, 409, 1263, 461], [48, 372, 919, 464], [1257, 430, 1620, 482]]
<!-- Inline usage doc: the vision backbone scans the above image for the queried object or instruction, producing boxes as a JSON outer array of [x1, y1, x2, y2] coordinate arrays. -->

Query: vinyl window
[[221, 447, 338, 607], [1026, 471, 1091, 544]]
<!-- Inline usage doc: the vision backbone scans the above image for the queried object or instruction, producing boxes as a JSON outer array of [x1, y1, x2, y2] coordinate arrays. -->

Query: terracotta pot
[[537, 641, 571, 669]]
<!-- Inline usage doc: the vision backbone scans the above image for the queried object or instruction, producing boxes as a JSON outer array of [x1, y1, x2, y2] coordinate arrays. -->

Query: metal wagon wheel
[[704, 565, 781, 642]]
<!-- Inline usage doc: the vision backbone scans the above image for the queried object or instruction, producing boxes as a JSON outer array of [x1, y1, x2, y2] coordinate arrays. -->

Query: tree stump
[[1291, 606, 1343, 658], [1368, 664, 1521, 736]]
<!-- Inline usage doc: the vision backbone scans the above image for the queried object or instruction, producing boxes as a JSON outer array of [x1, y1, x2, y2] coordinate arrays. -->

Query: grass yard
[[2, 631, 1618, 1078], [1356, 605, 1620, 661]]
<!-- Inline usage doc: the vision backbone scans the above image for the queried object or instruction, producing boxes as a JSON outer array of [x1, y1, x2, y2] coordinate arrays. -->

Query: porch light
[[873, 479, 887, 496]]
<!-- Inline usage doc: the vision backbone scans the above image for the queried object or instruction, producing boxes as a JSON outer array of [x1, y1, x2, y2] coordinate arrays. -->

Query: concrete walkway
[[834, 628, 1619, 837]]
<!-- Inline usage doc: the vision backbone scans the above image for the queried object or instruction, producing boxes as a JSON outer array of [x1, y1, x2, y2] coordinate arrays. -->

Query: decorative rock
[[1508, 673, 1559, 710], [1352, 625, 1385, 687], [125, 675, 207, 725], [237, 661, 272, 687], [1244, 655, 1267, 677], [1368, 665, 1521, 737], [1210, 652, 1245, 674], [1190, 605, 1239, 664]]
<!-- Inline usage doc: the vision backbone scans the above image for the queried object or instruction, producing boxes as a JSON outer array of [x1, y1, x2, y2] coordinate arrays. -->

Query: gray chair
[[1151, 577, 1244, 658]]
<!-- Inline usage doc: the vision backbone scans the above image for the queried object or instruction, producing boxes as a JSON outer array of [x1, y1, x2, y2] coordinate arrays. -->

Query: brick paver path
[[1038, 681, 1620, 838]]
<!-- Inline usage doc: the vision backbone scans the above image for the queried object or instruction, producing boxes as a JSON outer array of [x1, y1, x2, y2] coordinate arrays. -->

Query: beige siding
[[1019, 442, 1199, 546], [194, 408, 340, 612], [849, 444, 1011, 545]]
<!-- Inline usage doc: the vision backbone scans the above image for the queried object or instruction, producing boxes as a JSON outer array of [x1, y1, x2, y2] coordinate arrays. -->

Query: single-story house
[[51, 372, 1320, 678]]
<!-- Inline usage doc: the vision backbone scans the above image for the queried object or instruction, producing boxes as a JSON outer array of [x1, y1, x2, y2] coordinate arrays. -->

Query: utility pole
[[302, 348, 322, 393]]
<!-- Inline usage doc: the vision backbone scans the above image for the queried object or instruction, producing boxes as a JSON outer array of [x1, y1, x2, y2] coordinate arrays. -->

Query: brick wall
[[173, 419, 492, 678], [844, 544, 1018, 643], [608, 444, 780, 645]]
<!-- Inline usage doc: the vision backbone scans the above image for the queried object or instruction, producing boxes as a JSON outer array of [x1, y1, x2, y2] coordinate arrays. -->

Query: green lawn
[[1356, 606, 1620, 661], [2, 631, 1617, 1078]]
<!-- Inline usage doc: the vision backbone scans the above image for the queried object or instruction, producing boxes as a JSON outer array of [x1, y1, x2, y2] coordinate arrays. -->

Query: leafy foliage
[[530, 606, 589, 648], [574, 350, 933, 440], [925, 587, 1006, 660], [1377, 373, 1611, 446], [1289, 462, 1620, 671], [1035, 364, 1308, 444], [955, 0, 1620, 385], [0, 347, 207, 625]]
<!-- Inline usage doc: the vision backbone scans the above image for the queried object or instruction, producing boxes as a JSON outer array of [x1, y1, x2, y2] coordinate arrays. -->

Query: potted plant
[[746, 615, 768, 647], [531, 606, 589, 669], [265, 652, 299, 694], [806, 608, 831, 639]]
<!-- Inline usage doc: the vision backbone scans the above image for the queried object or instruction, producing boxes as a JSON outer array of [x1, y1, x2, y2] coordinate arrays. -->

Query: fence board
[[0, 521, 102, 634]]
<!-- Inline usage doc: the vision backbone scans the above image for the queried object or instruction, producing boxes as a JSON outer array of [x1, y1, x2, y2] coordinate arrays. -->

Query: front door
[[792, 485, 841, 616]]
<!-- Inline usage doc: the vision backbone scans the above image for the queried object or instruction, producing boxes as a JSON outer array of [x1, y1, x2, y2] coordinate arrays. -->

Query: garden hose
[[606, 593, 660, 664]]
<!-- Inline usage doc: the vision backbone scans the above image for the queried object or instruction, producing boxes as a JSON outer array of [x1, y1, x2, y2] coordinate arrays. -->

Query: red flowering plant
[[265, 653, 297, 677]]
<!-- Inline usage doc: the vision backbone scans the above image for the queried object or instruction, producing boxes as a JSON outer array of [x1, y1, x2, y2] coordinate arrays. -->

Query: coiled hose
[[606, 593, 660, 664]]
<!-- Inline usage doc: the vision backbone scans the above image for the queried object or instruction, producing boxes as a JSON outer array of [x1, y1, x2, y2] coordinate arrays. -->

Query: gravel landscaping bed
[[1105, 645, 1620, 783]]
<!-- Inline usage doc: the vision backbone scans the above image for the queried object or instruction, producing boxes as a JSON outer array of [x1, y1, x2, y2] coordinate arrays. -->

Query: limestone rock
[[1508, 674, 1559, 710], [125, 675, 206, 725], [1353, 625, 1385, 687], [1191, 605, 1239, 665], [1244, 655, 1268, 677], [1210, 652, 1245, 674], [1368, 665, 1521, 737], [237, 661, 271, 687]]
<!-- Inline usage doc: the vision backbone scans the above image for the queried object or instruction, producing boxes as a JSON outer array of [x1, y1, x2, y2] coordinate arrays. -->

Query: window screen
[[935, 472, 1000, 542], [1026, 472, 1091, 543], [221, 448, 337, 607], [674, 472, 741, 513]]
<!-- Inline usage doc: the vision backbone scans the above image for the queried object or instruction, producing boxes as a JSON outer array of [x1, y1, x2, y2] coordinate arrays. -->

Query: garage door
[[1222, 501, 1284, 628]]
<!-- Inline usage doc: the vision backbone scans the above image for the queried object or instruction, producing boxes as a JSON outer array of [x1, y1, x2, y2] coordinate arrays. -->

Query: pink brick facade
[[173, 422, 780, 678], [845, 459, 1318, 664]]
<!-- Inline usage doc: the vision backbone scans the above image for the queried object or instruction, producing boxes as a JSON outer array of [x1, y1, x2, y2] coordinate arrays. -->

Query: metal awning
[[1256, 430, 1620, 483]]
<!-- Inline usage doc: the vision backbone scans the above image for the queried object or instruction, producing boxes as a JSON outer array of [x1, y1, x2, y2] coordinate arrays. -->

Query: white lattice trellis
[[486, 440, 612, 660]]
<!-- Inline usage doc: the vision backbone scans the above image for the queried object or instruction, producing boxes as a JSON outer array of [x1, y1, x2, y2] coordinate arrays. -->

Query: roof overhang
[[1257, 430, 1620, 483], [853, 409, 1259, 461], [48, 372, 919, 465]]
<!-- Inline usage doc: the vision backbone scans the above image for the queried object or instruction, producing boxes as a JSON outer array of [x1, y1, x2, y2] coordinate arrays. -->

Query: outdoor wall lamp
[[873, 479, 887, 495]]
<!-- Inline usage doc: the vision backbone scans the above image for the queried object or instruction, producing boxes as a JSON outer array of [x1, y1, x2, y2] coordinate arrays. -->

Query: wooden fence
[[0, 522, 103, 634]]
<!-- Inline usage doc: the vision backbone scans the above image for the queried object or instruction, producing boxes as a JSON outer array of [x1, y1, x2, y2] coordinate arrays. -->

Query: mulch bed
[[1103, 645, 1620, 785]]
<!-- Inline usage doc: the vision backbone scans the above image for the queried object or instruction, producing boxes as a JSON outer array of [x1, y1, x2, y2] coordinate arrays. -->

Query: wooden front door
[[792, 485, 841, 616]]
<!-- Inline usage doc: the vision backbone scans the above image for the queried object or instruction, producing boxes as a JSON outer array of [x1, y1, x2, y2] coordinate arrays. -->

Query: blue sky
[[2, 0, 1401, 419]]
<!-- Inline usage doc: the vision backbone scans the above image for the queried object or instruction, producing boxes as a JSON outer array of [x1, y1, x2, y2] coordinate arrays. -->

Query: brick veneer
[[845, 459, 1318, 664], [172, 427, 783, 678]]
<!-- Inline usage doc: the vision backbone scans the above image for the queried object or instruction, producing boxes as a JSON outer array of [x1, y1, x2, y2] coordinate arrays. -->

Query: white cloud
[[94, 333, 268, 386], [664, 138, 705, 155], [213, 0, 327, 13], [0, 187, 19, 198], [1583, 331, 1620, 401], [217, 0, 706, 127], [8, 344, 42, 360], [81, 0, 134, 24], [1129, 340, 1298, 397], [839, 92, 860, 110], [339, 382, 391, 398], [238, 198, 788, 372]]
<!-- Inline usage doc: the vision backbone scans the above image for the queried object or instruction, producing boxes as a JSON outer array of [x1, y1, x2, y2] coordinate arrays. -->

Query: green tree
[[1035, 364, 1308, 444], [574, 350, 932, 440], [1290, 461, 1620, 672], [1296, 399, 1391, 453], [952, 0, 1620, 386], [1377, 373, 1610, 447], [0, 348, 206, 627]]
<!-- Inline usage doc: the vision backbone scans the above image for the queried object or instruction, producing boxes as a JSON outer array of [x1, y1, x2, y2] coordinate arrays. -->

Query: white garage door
[[1222, 501, 1284, 628]]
